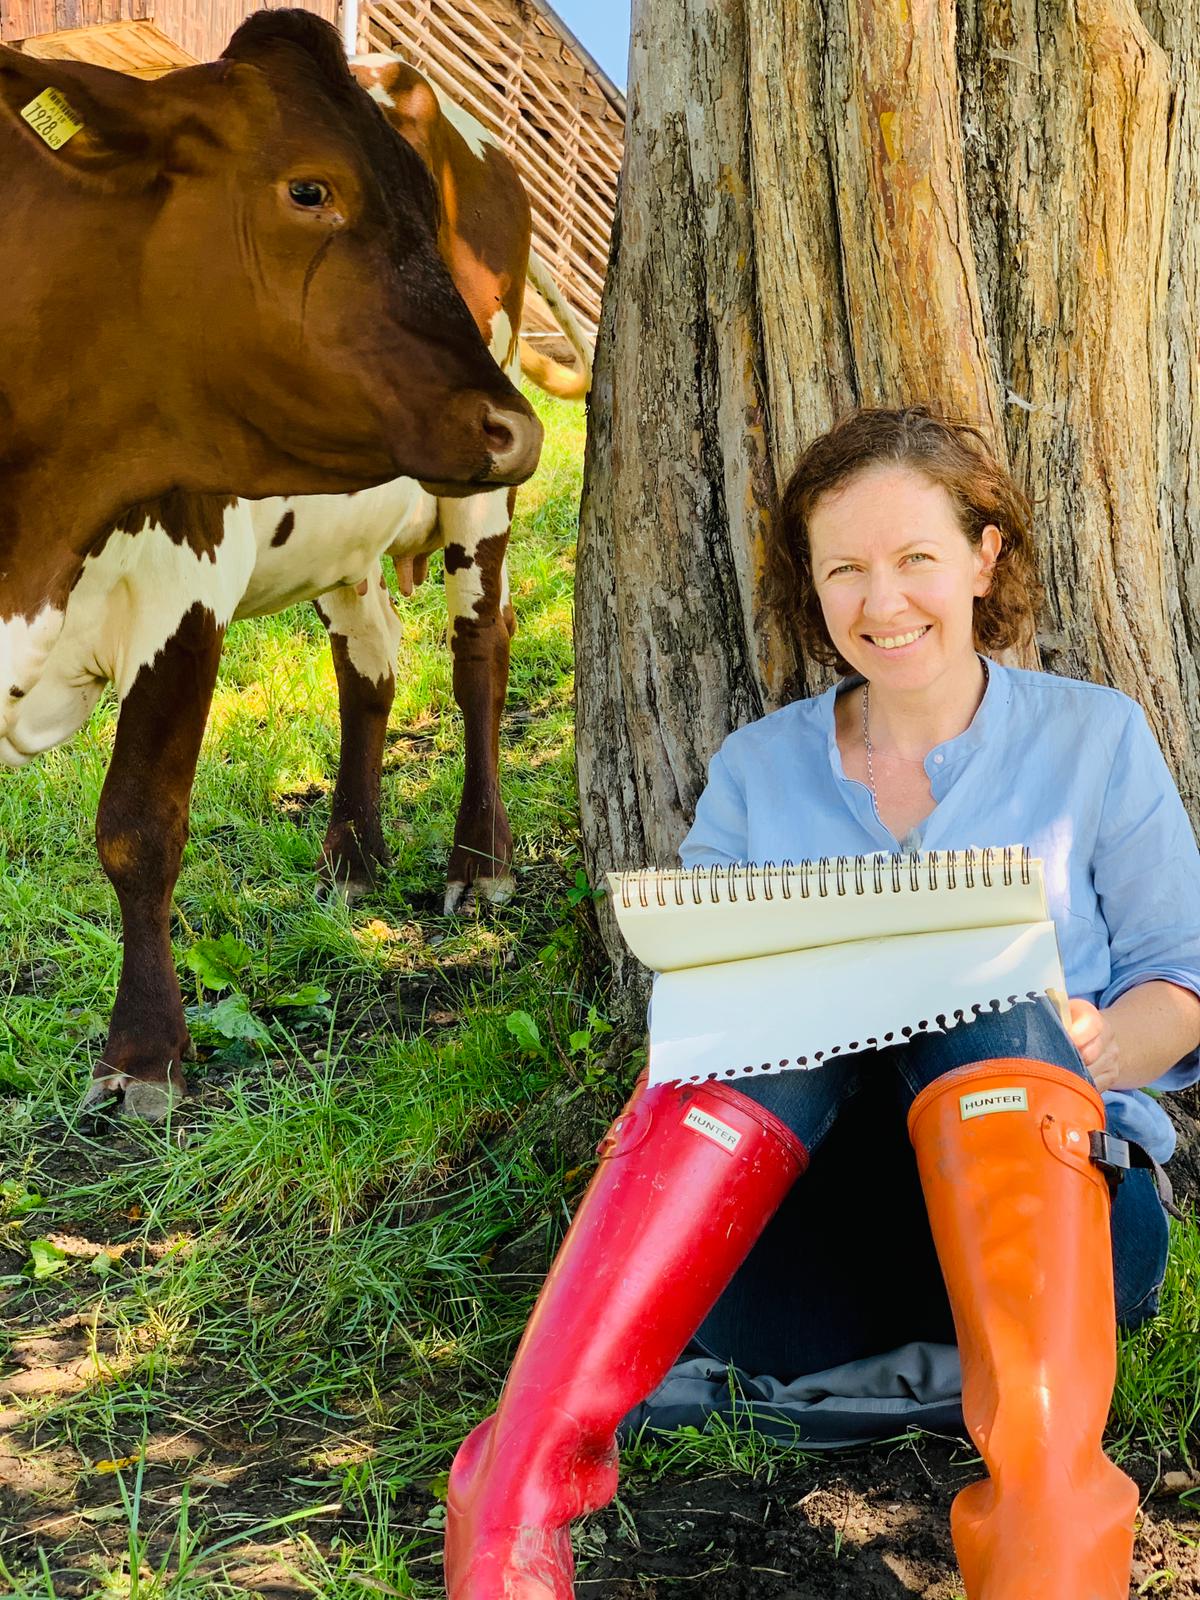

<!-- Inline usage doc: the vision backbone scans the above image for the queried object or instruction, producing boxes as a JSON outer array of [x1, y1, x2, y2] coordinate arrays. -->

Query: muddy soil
[[577, 1443, 1200, 1598]]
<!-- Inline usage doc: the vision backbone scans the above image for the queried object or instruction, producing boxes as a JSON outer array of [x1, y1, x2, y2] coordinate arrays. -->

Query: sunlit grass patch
[[1114, 1208, 1200, 1459]]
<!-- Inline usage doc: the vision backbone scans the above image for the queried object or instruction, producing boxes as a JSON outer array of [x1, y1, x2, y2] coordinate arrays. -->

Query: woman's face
[[807, 464, 1000, 691]]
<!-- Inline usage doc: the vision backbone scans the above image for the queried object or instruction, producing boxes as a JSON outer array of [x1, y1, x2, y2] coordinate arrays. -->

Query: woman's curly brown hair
[[769, 406, 1041, 672]]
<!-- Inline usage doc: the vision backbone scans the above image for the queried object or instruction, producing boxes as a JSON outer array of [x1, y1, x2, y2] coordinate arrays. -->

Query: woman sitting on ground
[[444, 406, 1200, 1600]]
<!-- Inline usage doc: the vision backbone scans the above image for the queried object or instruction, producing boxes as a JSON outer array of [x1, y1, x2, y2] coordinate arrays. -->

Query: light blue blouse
[[679, 659, 1200, 1163]]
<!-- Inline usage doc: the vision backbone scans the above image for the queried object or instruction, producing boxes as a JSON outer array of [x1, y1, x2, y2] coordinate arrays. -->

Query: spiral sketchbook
[[607, 849, 1067, 1086]]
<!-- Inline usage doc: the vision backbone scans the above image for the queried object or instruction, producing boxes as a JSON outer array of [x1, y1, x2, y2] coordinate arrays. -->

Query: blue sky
[[550, 0, 630, 89]]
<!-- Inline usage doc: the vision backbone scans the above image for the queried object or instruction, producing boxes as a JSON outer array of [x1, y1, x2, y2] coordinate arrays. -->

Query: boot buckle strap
[[1089, 1131, 1179, 1217]]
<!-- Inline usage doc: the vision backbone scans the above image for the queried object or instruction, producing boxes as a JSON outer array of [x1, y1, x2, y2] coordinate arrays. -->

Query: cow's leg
[[441, 488, 517, 913], [315, 571, 402, 902], [87, 602, 225, 1120]]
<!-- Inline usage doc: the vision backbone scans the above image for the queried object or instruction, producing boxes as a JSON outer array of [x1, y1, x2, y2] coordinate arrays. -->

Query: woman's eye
[[904, 552, 932, 565], [288, 180, 332, 209]]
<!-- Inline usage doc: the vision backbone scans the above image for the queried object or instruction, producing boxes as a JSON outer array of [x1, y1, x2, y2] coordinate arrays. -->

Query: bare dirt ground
[[580, 1445, 1200, 1598]]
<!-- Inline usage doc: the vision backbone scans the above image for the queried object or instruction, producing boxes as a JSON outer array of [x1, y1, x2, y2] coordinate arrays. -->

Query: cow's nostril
[[481, 403, 543, 483], [482, 407, 517, 454], [9, 686, 24, 700]]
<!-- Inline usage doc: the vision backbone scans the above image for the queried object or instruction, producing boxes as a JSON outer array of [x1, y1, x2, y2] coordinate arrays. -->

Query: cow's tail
[[519, 249, 594, 401]]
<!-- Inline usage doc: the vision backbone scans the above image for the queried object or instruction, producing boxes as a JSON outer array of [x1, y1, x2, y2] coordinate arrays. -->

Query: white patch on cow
[[1, 509, 256, 767], [319, 574, 403, 687], [432, 86, 492, 160], [239, 479, 438, 619], [489, 308, 516, 370], [366, 82, 393, 108], [3, 477, 451, 768], [0, 603, 66, 765], [441, 490, 512, 634]]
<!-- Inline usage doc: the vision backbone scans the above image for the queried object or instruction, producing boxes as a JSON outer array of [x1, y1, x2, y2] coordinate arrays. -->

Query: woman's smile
[[863, 623, 932, 653]]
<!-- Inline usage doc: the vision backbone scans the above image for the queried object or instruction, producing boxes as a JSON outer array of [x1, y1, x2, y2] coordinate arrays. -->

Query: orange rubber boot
[[908, 1058, 1138, 1600], [444, 1075, 807, 1599]]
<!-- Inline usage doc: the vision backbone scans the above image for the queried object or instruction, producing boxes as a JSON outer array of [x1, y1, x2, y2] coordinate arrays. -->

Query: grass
[[1113, 1206, 1200, 1460], [1, 383, 1198, 1596]]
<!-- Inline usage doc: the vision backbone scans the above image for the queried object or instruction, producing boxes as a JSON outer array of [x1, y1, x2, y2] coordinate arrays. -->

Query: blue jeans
[[693, 999, 1169, 1381]]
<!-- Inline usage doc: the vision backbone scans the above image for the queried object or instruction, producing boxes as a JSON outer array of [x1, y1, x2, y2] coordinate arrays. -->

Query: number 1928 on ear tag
[[21, 88, 84, 150]]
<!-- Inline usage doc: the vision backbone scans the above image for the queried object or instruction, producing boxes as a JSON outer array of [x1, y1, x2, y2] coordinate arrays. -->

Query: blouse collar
[[820, 654, 1010, 777]]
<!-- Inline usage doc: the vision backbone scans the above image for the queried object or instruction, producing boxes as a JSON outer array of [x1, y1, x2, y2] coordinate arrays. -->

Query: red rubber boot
[[444, 1074, 808, 1599]]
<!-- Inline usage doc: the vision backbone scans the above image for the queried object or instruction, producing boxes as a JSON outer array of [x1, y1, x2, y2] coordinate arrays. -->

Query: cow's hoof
[[443, 873, 515, 915], [316, 864, 377, 907], [317, 848, 384, 907], [82, 1069, 184, 1122], [122, 1080, 180, 1121], [479, 873, 516, 906], [81, 1073, 122, 1112]]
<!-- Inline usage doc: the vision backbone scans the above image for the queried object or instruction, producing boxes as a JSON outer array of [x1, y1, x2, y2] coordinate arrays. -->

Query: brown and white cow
[[3, 54, 588, 1116], [0, 11, 541, 758]]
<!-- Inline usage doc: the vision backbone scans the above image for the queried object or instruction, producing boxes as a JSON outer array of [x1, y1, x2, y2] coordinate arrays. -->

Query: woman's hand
[[1066, 998, 1120, 1091]]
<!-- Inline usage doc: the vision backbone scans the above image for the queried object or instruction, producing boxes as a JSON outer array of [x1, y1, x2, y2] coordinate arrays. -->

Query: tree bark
[[576, 0, 1200, 987]]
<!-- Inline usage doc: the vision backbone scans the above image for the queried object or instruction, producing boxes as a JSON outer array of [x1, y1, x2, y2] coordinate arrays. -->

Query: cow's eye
[[288, 180, 331, 209]]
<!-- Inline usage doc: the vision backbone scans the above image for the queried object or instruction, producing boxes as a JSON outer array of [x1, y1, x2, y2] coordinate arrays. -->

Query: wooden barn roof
[[523, 0, 625, 119]]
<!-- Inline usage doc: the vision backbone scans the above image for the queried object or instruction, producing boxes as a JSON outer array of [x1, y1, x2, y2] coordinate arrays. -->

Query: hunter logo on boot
[[960, 1087, 1029, 1120], [683, 1106, 743, 1152]]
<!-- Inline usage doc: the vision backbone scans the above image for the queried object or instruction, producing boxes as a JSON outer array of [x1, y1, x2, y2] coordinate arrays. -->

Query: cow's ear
[[0, 46, 160, 180]]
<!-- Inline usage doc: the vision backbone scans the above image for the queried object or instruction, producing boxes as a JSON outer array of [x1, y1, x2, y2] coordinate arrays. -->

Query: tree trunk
[[576, 0, 1200, 989]]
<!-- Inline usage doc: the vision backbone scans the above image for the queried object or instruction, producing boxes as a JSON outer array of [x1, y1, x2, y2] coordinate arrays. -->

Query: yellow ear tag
[[20, 88, 84, 150]]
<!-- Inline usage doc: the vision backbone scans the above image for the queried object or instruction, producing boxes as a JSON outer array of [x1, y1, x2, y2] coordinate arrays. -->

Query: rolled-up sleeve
[[679, 748, 748, 868], [1095, 704, 1200, 1090]]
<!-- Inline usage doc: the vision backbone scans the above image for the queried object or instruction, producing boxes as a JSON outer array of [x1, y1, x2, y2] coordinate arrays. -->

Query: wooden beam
[[15, 17, 193, 75]]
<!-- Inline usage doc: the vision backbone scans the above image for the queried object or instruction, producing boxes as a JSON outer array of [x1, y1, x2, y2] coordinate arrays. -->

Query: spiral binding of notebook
[[606, 848, 1064, 1085], [612, 846, 1032, 911]]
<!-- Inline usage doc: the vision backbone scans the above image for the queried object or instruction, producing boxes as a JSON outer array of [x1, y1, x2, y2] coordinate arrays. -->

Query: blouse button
[[934, 753, 945, 765]]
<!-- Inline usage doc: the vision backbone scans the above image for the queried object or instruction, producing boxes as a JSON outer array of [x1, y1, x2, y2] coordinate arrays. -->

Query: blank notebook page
[[608, 850, 1066, 1086]]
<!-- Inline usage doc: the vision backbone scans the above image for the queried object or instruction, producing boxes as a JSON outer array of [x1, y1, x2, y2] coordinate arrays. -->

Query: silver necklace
[[861, 685, 883, 807], [862, 685, 874, 802], [862, 661, 988, 807]]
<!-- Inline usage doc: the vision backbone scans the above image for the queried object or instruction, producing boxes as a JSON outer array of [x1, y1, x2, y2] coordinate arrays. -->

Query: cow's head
[[0, 12, 542, 743], [1, 12, 539, 499]]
